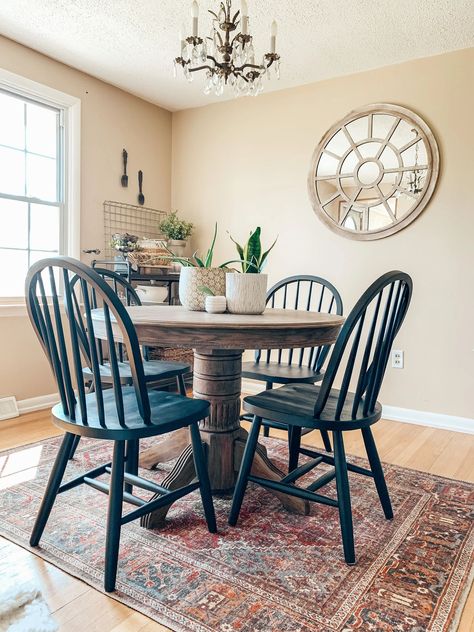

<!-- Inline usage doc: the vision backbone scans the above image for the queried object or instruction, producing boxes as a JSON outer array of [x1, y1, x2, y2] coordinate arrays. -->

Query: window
[[0, 89, 64, 297]]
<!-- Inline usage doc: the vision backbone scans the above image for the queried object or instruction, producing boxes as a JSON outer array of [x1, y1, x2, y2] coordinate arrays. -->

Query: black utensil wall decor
[[138, 170, 145, 205], [121, 149, 128, 187]]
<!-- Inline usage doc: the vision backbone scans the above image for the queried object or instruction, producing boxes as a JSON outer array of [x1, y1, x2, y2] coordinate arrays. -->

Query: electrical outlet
[[391, 350, 404, 369]]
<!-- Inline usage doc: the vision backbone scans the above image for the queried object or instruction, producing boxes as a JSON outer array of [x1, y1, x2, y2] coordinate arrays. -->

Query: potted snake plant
[[226, 227, 278, 314]]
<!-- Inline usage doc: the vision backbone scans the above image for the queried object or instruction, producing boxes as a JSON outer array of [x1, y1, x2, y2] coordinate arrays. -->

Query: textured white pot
[[226, 273, 268, 315], [179, 267, 226, 311]]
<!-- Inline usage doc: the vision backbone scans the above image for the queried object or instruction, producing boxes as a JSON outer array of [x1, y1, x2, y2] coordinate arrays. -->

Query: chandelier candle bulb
[[241, 0, 249, 34], [271, 20, 278, 53], [191, 0, 199, 36]]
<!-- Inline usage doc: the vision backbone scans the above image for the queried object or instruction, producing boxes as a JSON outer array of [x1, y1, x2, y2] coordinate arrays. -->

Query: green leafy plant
[[229, 227, 278, 273], [159, 211, 194, 241]]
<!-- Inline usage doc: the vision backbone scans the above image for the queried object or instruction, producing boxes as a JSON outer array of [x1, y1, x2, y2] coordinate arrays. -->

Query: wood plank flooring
[[0, 409, 473, 631]]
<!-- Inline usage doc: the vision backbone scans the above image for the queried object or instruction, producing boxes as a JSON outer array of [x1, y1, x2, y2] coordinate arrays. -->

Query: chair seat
[[83, 360, 190, 384], [243, 383, 381, 431], [52, 387, 209, 440], [241, 361, 323, 385]]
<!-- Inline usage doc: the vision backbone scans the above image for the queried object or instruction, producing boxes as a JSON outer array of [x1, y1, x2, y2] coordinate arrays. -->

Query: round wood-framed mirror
[[308, 104, 440, 240]]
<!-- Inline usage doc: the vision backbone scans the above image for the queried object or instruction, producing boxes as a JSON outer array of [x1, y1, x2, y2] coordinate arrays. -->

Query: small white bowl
[[136, 285, 168, 304], [205, 295, 227, 314]]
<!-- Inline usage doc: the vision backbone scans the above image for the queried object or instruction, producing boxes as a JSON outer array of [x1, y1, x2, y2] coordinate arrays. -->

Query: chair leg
[[189, 422, 217, 533], [229, 416, 262, 526], [177, 374, 187, 396], [262, 383, 272, 437], [333, 430, 355, 565], [68, 435, 81, 460], [124, 440, 139, 494], [288, 425, 301, 472], [69, 380, 94, 461], [104, 440, 125, 593], [30, 433, 76, 547], [320, 430, 332, 453], [362, 427, 393, 520]]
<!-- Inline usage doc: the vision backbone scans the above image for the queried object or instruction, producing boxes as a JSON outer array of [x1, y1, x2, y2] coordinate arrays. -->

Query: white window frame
[[0, 67, 81, 315]]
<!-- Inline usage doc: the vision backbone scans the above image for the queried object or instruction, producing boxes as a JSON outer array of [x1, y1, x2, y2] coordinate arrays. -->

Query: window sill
[[0, 302, 28, 317], [0, 302, 67, 317]]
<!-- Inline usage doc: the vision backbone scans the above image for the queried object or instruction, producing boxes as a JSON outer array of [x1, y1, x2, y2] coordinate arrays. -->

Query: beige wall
[[0, 36, 172, 401], [1, 39, 473, 418], [172, 48, 474, 420]]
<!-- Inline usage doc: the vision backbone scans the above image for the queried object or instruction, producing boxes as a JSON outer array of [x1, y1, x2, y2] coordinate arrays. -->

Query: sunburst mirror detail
[[308, 104, 440, 240]]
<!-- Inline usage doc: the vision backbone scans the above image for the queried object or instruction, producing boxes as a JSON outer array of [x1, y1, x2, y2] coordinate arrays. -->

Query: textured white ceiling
[[0, 0, 473, 111]]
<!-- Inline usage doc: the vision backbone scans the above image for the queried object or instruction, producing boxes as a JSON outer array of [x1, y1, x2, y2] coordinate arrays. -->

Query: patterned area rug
[[0, 435, 472, 631]]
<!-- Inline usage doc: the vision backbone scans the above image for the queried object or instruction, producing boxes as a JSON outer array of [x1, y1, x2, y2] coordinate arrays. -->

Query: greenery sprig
[[159, 211, 194, 241]]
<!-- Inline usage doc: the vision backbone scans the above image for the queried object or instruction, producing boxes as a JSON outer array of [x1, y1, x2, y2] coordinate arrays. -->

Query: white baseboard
[[18, 393, 59, 415], [381, 406, 474, 435], [241, 380, 474, 435]]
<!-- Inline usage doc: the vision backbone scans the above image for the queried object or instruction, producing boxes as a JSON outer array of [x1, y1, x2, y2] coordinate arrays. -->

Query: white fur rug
[[0, 576, 57, 632]]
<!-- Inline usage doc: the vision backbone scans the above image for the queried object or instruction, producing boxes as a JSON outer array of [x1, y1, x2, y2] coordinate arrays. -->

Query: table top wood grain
[[92, 306, 344, 350]]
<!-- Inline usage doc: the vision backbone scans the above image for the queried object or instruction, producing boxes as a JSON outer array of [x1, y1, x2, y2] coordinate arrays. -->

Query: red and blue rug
[[0, 434, 472, 631]]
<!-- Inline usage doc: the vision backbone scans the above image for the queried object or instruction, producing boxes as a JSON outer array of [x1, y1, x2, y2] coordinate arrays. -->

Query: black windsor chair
[[230, 271, 412, 565], [25, 257, 216, 592]]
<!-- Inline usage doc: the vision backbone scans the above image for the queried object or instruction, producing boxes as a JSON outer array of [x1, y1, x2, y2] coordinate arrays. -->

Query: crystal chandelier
[[406, 134, 425, 195], [174, 0, 281, 97]]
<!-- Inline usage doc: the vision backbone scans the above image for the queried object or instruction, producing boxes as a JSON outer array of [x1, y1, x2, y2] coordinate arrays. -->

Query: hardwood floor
[[0, 409, 473, 631]]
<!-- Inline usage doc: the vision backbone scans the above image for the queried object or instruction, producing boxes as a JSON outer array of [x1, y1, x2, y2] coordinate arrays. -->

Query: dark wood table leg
[[141, 349, 308, 529], [139, 428, 189, 469]]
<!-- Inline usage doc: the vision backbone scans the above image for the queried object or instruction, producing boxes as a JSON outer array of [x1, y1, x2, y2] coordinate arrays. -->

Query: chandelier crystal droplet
[[174, 0, 281, 97]]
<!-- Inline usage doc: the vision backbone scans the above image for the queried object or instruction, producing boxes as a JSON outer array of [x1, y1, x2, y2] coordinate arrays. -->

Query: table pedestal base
[[139, 349, 309, 529]]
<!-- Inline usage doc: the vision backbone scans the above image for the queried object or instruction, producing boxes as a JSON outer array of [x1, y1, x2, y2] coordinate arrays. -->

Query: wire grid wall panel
[[103, 200, 168, 259]]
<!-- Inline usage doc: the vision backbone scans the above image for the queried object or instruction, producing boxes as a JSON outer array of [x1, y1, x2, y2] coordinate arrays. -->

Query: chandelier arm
[[236, 63, 265, 72], [206, 55, 220, 66], [189, 64, 217, 73]]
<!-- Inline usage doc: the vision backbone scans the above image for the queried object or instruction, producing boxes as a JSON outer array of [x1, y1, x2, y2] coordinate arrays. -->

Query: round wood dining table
[[92, 305, 344, 528]]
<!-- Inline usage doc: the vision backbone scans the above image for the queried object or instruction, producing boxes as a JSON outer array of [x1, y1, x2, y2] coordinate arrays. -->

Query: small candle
[[270, 20, 277, 53], [241, 0, 249, 34], [179, 27, 185, 53], [191, 1, 199, 36]]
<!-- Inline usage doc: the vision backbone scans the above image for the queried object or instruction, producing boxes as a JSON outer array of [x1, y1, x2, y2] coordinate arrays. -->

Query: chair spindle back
[[26, 257, 151, 427], [257, 275, 343, 372], [314, 271, 413, 421]]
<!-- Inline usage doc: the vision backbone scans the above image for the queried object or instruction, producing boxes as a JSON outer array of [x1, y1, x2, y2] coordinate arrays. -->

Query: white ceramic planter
[[179, 267, 226, 311], [226, 273, 268, 315], [205, 295, 227, 314]]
